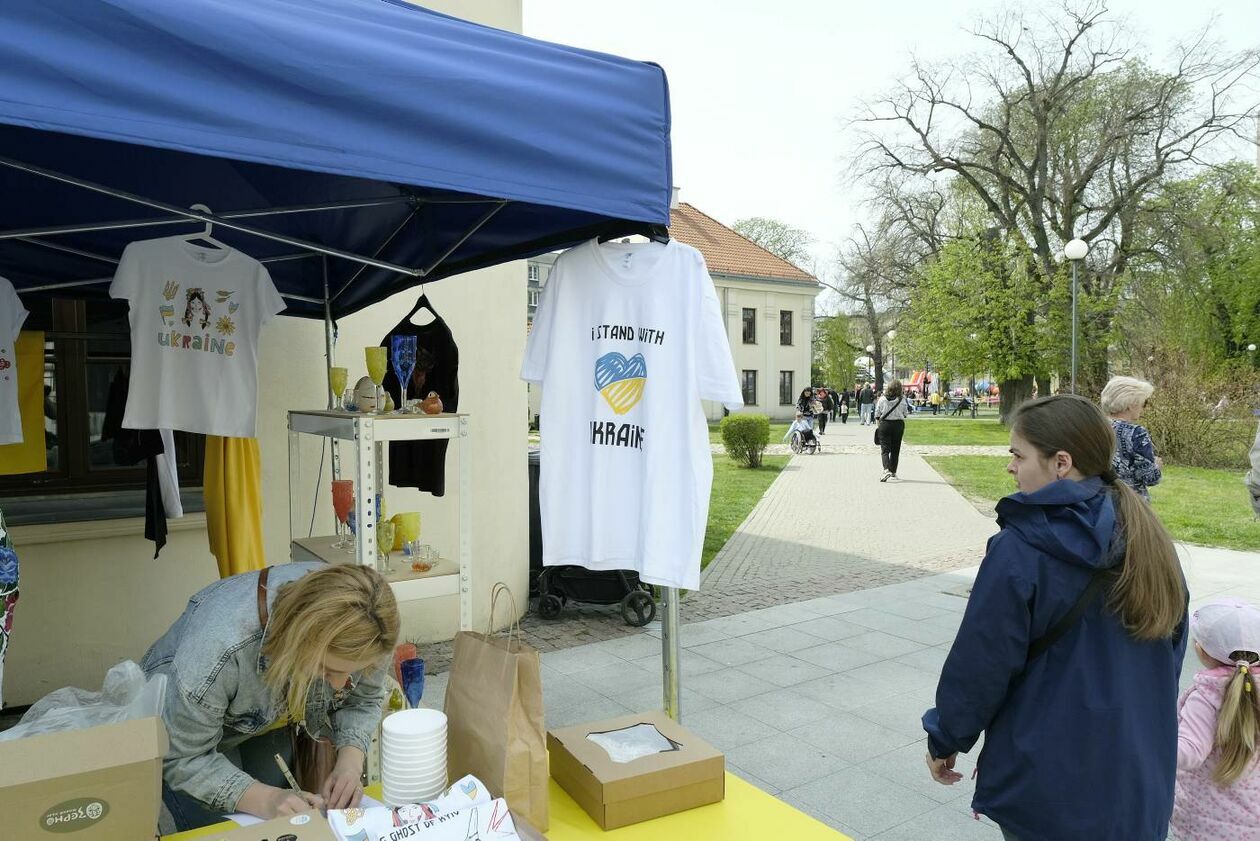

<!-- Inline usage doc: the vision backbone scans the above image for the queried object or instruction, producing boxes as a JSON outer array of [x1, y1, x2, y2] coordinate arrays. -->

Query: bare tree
[[856, 1, 1260, 396], [827, 217, 914, 390]]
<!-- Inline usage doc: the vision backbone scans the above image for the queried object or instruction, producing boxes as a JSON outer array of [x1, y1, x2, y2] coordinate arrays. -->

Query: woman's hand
[[237, 782, 325, 820], [925, 751, 963, 785], [322, 745, 366, 809]]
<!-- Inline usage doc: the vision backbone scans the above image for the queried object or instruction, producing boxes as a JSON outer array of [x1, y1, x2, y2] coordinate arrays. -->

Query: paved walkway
[[419, 544, 1260, 840], [421, 421, 1000, 672], [689, 420, 999, 621]]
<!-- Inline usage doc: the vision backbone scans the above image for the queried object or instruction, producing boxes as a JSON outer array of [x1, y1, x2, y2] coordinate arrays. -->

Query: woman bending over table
[[142, 562, 398, 831]]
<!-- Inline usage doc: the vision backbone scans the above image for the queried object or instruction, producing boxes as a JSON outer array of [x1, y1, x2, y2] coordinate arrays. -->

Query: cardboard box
[[547, 711, 725, 830], [191, 811, 337, 841], [0, 715, 167, 840]]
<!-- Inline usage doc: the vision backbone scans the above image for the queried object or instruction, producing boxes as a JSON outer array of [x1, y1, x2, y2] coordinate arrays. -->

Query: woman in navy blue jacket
[[923, 395, 1188, 841]]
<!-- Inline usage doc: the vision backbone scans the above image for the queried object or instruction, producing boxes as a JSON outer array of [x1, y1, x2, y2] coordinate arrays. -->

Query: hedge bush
[[720, 414, 770, 468], [1141, 352, 1258, 470]]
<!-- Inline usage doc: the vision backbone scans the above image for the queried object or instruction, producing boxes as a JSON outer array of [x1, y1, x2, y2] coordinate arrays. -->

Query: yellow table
[[163, 775, 851, 840]]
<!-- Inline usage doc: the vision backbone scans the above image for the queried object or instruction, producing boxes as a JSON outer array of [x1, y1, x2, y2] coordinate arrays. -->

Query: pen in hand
[[274, 753, 303, 793], [274, 753, 325, 814]]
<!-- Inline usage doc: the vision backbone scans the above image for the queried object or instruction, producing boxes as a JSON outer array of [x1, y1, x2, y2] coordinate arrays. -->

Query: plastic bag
[[0, 660, 166, 742]]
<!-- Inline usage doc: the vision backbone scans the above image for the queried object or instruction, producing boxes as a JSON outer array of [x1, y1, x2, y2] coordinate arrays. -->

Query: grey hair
[[1100, 376, 1155, 416]]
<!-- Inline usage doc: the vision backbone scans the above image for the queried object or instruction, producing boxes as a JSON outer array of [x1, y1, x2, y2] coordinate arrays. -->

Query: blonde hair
[[262, 565, 399, 722], [1012, 396, 1185, 641], [1100, 376, 1154, 416], [1213, 651, 1259, 786]]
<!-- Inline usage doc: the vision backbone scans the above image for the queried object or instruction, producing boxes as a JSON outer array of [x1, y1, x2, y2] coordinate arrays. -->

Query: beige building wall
[[707, 276, 818, 422], [4, 0, 526, 707]]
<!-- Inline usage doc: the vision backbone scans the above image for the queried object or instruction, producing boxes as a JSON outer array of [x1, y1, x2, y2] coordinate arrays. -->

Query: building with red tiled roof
[[526, 202, 820, 422], [669, 203, 820, 421]]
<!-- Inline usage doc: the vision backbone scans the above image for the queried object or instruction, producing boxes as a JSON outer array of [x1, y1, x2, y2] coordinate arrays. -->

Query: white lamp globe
[[1064, 239, 1089, 261], [887, 329, 897, 340], [1248, 343, 1257, 352], [866, 344, 874, 353]]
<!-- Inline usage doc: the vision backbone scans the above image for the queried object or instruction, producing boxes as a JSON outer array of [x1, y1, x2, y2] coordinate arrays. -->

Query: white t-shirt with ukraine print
[[0, 276, 29, 445], [110, 236, 285, 438], [521, 239, 743, 590]]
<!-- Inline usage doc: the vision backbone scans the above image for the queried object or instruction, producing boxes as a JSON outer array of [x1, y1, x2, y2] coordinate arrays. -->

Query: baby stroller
[[536, 566, 658, 627]]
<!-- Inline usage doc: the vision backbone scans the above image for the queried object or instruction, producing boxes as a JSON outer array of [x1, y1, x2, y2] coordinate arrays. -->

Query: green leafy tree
[[858, 3, 1259, 401], [733, 217, 815, 270]]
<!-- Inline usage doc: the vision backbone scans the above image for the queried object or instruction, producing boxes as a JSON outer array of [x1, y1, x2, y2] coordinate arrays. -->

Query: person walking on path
[[1169, 598, 1260, 840], [837, 388, 851, 424], [922, 395, 1188, 841], [1102, 376, 1163, 500], [875, 379, 912, 482], [796, 387, 816, 430], [859, 383, 876, 425], [816, 388, 831, 435]]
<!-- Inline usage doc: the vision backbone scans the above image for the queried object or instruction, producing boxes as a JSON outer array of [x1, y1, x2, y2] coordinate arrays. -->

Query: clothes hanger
[[182, 203, 227, 250], [597, 223, 670, 245], [405, 283, 438, 322]]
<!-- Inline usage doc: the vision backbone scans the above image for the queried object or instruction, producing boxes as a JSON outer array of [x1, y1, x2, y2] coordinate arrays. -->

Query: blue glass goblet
[[390, 335, 418, 413]]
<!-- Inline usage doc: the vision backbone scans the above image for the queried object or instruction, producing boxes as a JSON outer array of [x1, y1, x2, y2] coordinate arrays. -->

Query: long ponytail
[[1214, 655, 1260, 786], [1012, 395, 1185, 641], [1105, 476, 1186, 641]]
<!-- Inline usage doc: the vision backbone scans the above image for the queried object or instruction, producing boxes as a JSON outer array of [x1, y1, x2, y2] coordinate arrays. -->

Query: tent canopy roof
[[0, 0, 672, 317]]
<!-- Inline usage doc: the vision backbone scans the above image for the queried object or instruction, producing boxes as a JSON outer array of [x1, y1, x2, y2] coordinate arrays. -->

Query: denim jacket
[[141, 562, 387, 812]]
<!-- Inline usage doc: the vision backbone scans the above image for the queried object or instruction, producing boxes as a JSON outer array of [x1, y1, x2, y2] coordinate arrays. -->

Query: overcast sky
[[525, 0, 1260, 283]]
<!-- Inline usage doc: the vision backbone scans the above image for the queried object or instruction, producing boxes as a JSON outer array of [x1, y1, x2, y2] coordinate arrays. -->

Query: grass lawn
[[704, 454, 789, 570], [707, 414, 1010, 447], [904, 416, 1011, 446], [925, 456, 1260, 552], [709, 423, 789, 445]]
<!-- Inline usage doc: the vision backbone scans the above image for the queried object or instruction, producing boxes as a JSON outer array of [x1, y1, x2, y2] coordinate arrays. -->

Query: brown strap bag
[[257, 567, 339, 793]]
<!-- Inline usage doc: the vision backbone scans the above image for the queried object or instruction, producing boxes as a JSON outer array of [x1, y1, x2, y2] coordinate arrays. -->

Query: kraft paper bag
[[444, 583, 548, 831]]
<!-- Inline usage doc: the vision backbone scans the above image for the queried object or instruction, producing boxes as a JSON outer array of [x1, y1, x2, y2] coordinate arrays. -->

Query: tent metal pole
[[324, 256, 342, 491], [12, 235, 317, 274], [662, 586, 681, 721], [0, 196, 413, 241], [0, 155, 423, 277], [329, 209, 418, 302], [416, 201, 509, 277]]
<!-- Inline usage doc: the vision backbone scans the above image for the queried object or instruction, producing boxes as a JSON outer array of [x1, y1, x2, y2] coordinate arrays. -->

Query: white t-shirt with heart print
[[521, 239, 742, 590], [0, 276, 29, 445]]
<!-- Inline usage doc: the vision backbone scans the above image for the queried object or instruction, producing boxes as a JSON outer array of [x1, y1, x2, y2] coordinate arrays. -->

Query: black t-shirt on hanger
[[380, 302, 459, 496]]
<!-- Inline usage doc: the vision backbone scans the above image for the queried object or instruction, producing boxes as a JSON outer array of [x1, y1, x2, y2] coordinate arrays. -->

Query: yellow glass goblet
[[364, 347, 388, 414], [329, 366, 348, 410]]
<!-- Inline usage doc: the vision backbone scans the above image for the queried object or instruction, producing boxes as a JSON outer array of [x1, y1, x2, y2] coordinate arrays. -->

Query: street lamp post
[[887, 330, 897, 381], [1064, 238, 1089, 394]]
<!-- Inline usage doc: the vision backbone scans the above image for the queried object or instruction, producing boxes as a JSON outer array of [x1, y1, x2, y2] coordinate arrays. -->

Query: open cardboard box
[[0, 715, 167, 839], [547, 710, 725, 830]]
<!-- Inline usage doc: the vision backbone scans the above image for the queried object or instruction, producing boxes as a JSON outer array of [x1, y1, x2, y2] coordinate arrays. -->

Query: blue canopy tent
[[0, 0, 690, 720], [0, 0, 672, 319]]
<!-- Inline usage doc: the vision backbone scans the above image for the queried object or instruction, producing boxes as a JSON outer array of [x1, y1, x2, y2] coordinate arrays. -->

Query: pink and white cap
[[1191, 598, 1260, 665]]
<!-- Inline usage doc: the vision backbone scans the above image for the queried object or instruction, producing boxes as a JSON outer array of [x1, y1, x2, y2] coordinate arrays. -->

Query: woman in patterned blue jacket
[[1101, 376, 1162, 499]]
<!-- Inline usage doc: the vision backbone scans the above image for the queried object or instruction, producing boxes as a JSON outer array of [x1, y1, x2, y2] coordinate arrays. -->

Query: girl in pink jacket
[[1170, 598, 1260, 840]]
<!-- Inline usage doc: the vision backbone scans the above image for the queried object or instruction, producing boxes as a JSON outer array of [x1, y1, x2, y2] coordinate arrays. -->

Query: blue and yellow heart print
[[594, 351, 647, 415]]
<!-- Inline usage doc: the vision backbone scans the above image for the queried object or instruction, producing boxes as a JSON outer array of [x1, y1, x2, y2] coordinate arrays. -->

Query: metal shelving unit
[[287, 409, 472, 627]]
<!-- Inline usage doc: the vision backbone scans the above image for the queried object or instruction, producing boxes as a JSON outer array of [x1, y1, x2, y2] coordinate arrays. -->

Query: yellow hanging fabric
[[0, 331, 47, 475], [204, 435, 266, 578]]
